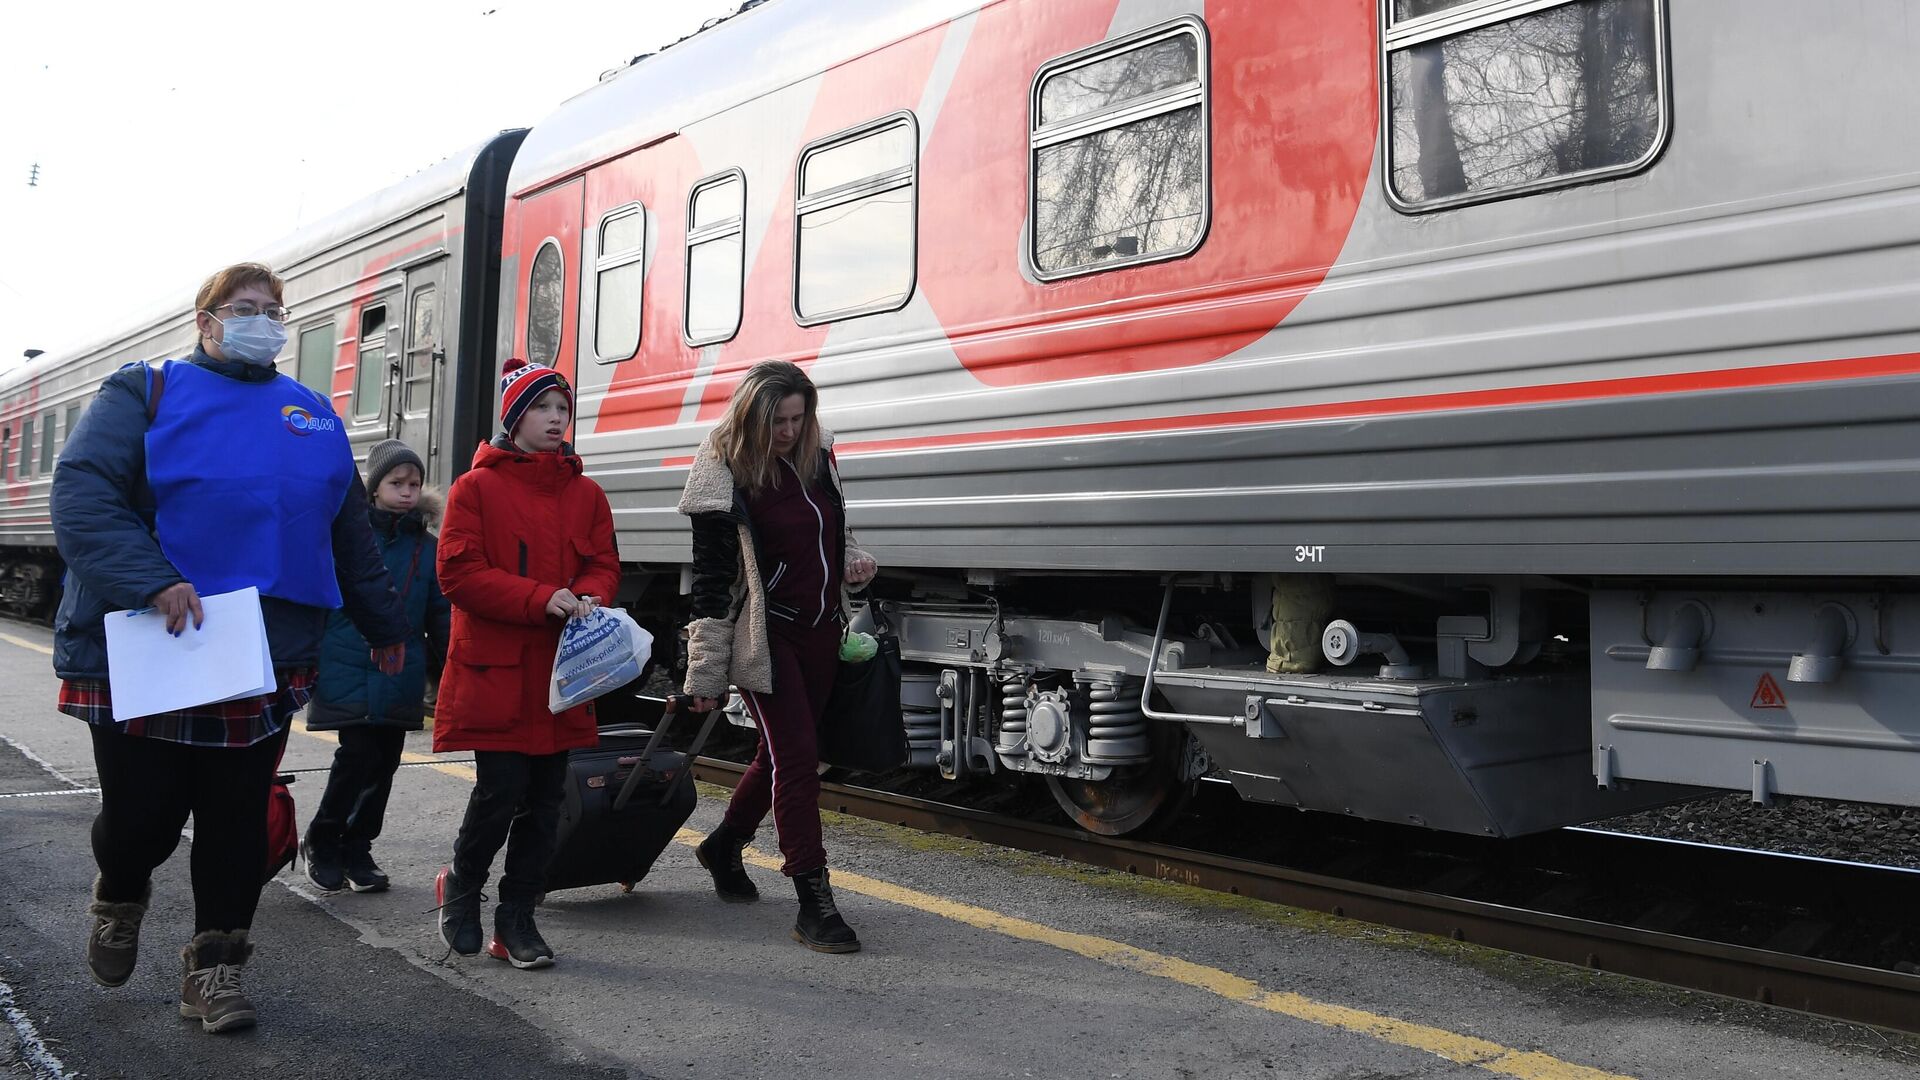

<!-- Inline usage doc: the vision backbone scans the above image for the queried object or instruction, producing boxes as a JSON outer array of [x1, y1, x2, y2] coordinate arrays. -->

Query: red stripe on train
[[655, 351, 1920, 468]]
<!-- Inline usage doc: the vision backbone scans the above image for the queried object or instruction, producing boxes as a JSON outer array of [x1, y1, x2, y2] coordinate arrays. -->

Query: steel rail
[[693, 758, 1920, 1034]]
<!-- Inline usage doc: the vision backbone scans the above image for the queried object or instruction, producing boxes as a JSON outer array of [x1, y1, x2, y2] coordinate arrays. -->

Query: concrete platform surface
[[2, 621, 1916, 1080]]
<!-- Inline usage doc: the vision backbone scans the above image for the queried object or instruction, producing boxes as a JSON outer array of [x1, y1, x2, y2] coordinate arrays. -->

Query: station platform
[[2, 621, 1915, 1080]]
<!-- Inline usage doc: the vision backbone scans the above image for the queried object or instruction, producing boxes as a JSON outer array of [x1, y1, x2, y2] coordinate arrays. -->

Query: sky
[[0, 0, 743, 369]]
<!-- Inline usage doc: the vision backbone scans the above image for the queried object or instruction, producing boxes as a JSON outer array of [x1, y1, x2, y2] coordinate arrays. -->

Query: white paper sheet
[[103, 586, 277, 721]]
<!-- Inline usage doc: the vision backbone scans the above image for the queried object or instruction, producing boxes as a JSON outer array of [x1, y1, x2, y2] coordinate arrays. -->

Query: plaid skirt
[[58, 669, 316, 749]]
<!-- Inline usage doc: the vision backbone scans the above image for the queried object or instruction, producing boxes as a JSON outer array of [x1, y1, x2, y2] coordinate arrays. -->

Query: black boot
[[434, 867, 485, 956], [791, 868, 860, 954], [695, 822, 759, 902], [488, 901, 555, 969]]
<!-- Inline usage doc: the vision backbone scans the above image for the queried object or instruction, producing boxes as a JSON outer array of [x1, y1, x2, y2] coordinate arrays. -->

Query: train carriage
[[8, 0, 1920, 840]]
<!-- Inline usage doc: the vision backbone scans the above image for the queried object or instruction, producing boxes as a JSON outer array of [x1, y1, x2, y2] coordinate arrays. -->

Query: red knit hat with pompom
[[498, 357, 572, 435]]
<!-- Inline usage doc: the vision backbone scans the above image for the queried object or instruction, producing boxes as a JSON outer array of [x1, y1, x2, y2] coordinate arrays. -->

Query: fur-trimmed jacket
[[308, 490, 451, 731], [678, 430, 871, 698]]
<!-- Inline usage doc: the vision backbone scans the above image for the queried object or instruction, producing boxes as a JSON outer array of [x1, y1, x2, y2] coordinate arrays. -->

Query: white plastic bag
[[549, 606, 653, 714]]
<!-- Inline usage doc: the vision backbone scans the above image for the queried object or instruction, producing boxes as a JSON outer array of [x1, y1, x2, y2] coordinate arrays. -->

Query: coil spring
[[997, 673, 1031, 755], [1078, 672, 1150, 764], [901, 670, 943, 769]]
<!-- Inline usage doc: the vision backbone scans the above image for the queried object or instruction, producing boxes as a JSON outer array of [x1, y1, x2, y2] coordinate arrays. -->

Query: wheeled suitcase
[[544, 695, 722, 893]]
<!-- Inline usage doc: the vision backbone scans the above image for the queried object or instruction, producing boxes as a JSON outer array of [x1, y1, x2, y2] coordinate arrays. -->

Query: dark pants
[[307, 726, 407, 857], [89, 724, 290, 934], [451, 750, 568, 904], [727, 620, 840, 877]]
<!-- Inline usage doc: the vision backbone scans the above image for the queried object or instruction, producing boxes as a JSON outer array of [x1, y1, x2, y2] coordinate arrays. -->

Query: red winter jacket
[[433, 437, 621, 755]]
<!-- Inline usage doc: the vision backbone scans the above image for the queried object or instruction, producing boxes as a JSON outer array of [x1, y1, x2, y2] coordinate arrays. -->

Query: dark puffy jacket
[[50, 351, 411, 680], [308, 496, 452, 730]]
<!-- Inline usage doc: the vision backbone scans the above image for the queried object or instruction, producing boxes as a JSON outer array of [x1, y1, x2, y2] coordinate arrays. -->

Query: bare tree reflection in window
[[528, 243, 564, 366], [1033, 28, 1205, 276], [1389, 0, 1660, 206]]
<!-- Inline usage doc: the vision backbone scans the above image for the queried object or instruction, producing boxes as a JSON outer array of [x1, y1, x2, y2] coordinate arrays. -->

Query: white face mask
[[214, 313, 288, 366]]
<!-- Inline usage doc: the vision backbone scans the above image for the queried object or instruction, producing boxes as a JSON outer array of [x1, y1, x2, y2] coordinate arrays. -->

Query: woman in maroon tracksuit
[[680, 360, 877, 953]]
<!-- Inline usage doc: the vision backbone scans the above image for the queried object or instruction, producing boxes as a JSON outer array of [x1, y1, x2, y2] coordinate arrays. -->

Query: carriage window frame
[[16, 416, 31, 478], [526, 238, 565, 368], [792, 112, 920, 327], [352, 303, 390, 422], [62, 404, 81, 460], [684, 169, 746, 347], [1027, 17, 1211, 283], [1379, 0, 1672, 214], [39, 410, 54, 474], [296, 320, 337, 399], [590, 204, 646, 364]]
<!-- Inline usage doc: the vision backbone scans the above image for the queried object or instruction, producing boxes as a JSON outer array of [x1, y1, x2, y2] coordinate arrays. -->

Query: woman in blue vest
[[49, 262, 412, 1034]]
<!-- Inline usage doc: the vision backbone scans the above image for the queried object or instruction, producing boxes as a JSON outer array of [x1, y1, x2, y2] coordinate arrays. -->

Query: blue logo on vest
[[281, 404, 338, 436]]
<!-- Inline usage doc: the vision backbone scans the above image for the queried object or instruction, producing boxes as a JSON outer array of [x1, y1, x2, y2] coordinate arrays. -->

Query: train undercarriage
[[657, 568, 1920, 840], [0, 548, 60, 623]]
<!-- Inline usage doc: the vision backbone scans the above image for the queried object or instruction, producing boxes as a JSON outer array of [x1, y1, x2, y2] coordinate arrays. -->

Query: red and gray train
[[6, 0, 1917, 836]]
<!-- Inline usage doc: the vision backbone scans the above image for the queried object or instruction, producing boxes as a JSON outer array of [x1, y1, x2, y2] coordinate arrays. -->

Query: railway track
[[692, 757, 1920, 1035]]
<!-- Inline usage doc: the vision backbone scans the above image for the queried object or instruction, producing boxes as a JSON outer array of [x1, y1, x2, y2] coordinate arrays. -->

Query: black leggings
[[89, 724, 290, 934]]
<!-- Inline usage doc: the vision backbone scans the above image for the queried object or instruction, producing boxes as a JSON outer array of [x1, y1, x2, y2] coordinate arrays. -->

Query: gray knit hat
[[365, 439, 425, 495]]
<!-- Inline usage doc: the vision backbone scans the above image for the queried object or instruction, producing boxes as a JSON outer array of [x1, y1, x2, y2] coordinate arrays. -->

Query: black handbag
[[818, 607, 907, 773]]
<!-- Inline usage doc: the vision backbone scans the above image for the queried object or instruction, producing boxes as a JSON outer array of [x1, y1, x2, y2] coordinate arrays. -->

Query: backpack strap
[[143, 362, 168, 423]]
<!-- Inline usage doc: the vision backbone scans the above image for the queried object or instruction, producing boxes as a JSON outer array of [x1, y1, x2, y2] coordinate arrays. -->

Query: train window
[[1029, 20, 1208, 280], [794, 114, 917, 325], [592, 207, 645, 363], [353, 304, 388, 421], [0, 426, 9, 481], [296, 322, 335, 398], [1383, 0, 1668, 212], [527, 241, 564, 367], [404, 288, 438, 414], [17, 417, 31, 478], [39, 412, 54, 474], [62, 405, 80, 460], [685, 171, 744, 346]]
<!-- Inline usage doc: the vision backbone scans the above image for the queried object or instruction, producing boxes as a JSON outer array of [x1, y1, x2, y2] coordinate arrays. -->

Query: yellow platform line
[[675, 828, 1633, 1080], [294, 718, 476, 782], [0, 632, 53, 656]]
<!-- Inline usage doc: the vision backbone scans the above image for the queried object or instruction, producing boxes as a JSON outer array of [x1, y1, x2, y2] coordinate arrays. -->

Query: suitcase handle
[[611, 695, 723, 812]]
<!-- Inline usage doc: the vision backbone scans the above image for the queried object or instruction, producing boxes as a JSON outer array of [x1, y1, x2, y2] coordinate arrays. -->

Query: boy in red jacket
[[431, 358, 620, 969]]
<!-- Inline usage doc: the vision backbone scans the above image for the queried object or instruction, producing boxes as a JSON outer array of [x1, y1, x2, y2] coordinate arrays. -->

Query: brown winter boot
[[86, 875, 150, 987], [178, 930, 257, 1033]]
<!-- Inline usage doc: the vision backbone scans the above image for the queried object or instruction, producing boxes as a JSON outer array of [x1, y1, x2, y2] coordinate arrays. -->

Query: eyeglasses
[[211, 302, 291, 323]]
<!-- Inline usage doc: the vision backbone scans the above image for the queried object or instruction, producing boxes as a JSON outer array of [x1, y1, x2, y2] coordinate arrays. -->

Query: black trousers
[[89, 724, 290, 934], [451, 750, 568, 904], [306, 726, 408, 857]]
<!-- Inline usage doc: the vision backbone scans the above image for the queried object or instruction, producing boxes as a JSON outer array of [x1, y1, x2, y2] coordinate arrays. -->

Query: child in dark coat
[[432, 359, 620, 969], [303, 439, 451, 893]]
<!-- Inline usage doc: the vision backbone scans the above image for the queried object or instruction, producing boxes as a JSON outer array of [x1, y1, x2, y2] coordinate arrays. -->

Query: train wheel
[[1045, 736, 1192, 837]]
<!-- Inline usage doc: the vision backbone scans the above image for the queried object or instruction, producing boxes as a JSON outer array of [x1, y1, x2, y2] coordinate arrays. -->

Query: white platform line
[[0, 978, 75, 1080], [0, 733, 85, 791]]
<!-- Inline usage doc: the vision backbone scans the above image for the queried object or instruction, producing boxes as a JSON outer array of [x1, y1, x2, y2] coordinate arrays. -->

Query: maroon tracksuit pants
[[723, 619, 839, 876]]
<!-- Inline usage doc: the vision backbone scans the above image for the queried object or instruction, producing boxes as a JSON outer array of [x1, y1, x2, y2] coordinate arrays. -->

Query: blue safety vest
[[144, 360, 352, 609]]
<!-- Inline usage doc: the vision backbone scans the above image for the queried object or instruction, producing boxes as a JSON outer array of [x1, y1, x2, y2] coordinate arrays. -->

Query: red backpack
[[146, 363, 302, 885]]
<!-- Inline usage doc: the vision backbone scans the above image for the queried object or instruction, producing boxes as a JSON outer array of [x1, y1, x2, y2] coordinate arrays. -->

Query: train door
[[393, 261, 446, 470], [509, 180, 584, 388]]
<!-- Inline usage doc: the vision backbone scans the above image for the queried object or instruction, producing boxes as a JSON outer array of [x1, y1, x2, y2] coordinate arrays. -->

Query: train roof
[[507, 0, 981, 196], [1, 130, 524, 396]]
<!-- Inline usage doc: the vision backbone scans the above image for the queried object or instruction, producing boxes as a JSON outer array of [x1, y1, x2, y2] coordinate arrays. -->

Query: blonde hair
[[194, 262, 285, 344], [712, 360, 820, 494]]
